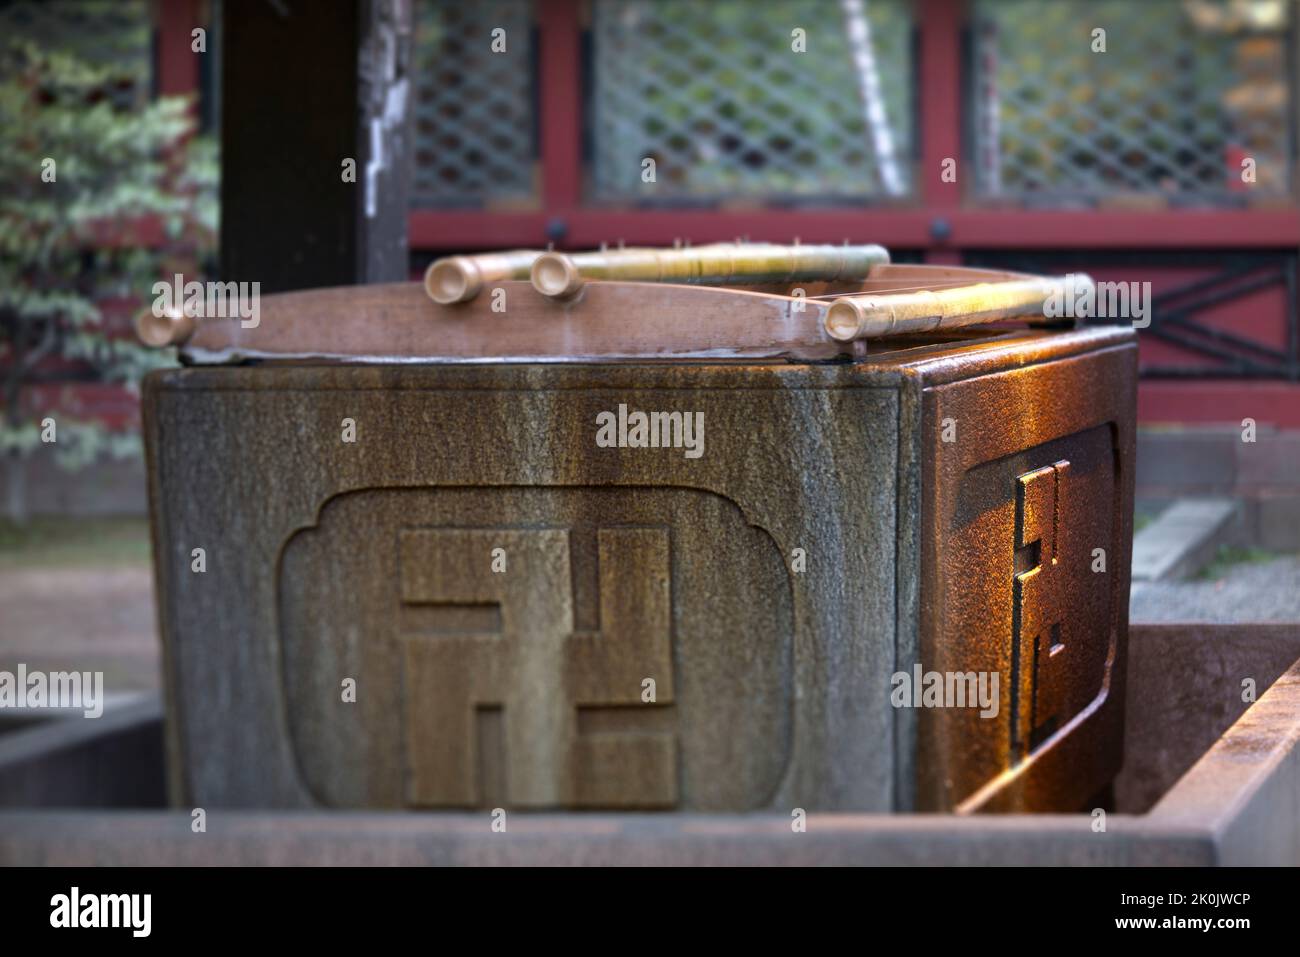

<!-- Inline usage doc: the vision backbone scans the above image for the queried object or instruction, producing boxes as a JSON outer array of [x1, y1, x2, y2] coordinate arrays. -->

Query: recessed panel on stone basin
[[278, 486, 794, 810]]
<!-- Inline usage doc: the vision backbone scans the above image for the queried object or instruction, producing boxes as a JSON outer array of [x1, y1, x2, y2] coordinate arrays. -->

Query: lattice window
[[589, 0, 915, 204], [411, 0, 537, 208], [971, 0, 1295, 205]]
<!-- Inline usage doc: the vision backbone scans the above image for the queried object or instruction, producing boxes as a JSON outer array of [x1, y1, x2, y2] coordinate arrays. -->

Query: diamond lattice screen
[[590, 0, 915, 203], [411, 0, 537, 208], [971, 0, 1295, 204]]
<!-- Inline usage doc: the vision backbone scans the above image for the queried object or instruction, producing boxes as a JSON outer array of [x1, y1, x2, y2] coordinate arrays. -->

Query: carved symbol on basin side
[[1011, 459, 1072, 759], [398, 525, 675, 808]]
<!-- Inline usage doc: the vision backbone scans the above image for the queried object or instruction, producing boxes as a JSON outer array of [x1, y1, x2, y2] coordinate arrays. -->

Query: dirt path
[[0, 565, 159, 691]]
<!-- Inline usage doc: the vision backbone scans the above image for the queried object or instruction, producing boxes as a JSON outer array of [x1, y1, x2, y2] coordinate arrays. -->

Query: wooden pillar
[[918, 0, 965, 265], [219, 0, 412, 292], [157, 0, 202, 97]]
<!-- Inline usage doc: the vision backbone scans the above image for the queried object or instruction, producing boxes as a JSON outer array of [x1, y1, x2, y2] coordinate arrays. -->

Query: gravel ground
[[1131, 553, 1300, 623]]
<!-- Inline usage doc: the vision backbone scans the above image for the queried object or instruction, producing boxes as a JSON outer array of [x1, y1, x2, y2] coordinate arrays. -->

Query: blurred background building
[[0, 0, 1294, 522], [1, 0, 1297, 524]]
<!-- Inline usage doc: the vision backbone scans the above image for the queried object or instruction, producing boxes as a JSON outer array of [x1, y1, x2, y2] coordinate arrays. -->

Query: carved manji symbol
[[398, 526, 675, 809], [1011, 460, 1071, 759]]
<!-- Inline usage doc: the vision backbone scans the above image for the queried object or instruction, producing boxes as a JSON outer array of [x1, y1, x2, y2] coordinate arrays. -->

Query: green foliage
[[1197, 545, 1278, 581], [0, 32, 217, 482], [0, 515, 152, 569]]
